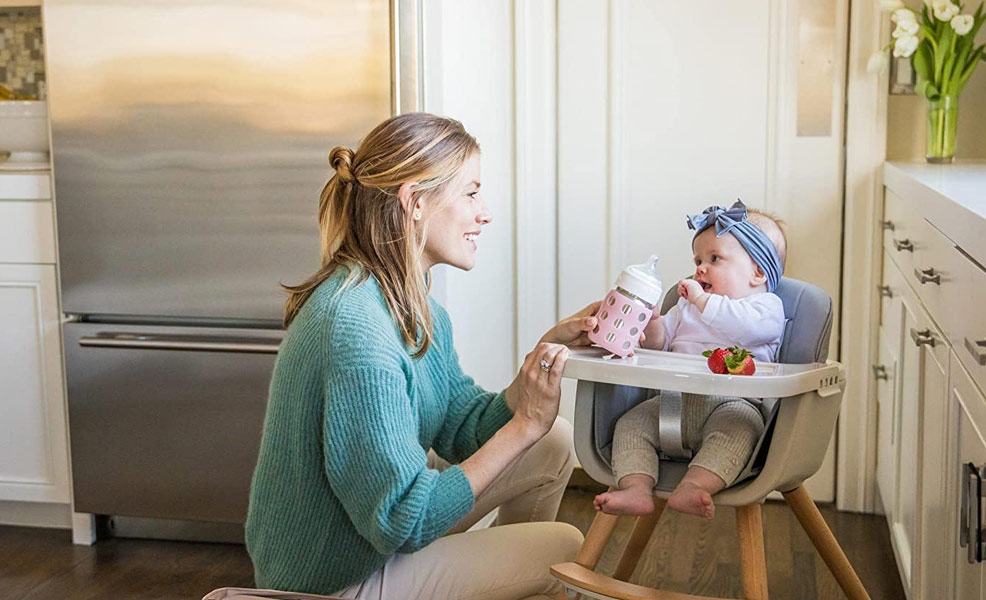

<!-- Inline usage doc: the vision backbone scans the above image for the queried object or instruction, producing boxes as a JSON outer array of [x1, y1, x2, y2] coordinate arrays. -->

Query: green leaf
[[922, 4, 934, 27], [942, 29, 959, 92], [957, 46, 985, 92], [913, 42, 934, 80], [935, 26, 953, 86], [916, 80, 941, 100], [920, 23, 940, 54], [949, 44, 972, 94]]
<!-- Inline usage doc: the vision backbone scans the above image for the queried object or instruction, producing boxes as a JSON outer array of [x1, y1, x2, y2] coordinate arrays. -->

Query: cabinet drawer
[[947, 243, 986, 395], [883, 188, 921, 276], [0, 201, 57, 264], [910, 219, 953, 328]]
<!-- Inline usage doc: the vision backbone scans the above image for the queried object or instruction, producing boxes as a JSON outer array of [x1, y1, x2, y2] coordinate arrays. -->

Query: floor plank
[[0, 488, 905, 600]]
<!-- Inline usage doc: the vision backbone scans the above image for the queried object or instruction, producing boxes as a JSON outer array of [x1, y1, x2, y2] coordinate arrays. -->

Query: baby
[[594, 200, 787, 519]]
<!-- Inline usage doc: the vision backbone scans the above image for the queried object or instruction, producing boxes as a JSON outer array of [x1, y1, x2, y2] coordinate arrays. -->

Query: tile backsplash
[[0, 7, 45, 100]]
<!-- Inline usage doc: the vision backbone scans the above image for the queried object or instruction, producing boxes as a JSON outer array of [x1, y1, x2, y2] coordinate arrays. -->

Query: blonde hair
[[283, 113, 479, 358], [746, 208, 788, 269]]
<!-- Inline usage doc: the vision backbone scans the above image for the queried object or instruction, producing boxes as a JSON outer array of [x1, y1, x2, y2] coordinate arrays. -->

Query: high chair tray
[[562, 347, 844, 398]]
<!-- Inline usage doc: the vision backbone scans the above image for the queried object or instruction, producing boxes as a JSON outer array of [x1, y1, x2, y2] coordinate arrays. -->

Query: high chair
[[550, 277, 870, 600]]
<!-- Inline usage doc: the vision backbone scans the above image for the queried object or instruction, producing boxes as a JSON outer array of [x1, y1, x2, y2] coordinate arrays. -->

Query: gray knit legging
[[611, 392, 764, 486]]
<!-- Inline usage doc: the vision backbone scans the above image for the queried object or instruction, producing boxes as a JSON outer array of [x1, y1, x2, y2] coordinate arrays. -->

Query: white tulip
[[893, 18, 921, 37], [892, 7, 917, 22], [867, 51, 890, 74], [893, 34, 920, 57], [951, 14, 974, 35], [881, 0, 905, 12], [932, 0, 959, 22]]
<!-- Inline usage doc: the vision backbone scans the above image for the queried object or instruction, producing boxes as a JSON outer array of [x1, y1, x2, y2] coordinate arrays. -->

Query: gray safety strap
[[658, 392, 692, 460]]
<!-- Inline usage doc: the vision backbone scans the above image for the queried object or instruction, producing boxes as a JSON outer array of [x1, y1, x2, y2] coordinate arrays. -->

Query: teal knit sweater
[[244, 269, 513, 594]]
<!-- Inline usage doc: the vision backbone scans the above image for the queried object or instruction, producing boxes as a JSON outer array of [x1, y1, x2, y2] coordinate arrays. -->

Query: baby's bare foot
[[667, 482, 715, 519], [593, 488, 655, 516]]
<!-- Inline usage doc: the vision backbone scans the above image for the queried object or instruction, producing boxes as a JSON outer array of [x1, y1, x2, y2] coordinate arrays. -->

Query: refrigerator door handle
[[79, 334, 280, 354]]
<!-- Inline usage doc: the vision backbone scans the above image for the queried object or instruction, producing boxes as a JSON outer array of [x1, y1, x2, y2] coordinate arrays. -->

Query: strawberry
[[702, 347, 731, 374], [724, 347, 756, 376]]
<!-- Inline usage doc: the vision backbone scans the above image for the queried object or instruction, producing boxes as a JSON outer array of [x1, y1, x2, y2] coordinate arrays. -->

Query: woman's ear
[[398, 181, 420, 215]]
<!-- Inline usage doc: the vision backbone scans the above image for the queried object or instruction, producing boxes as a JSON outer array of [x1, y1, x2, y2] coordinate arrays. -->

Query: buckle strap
[[658, 391, 691, 460]]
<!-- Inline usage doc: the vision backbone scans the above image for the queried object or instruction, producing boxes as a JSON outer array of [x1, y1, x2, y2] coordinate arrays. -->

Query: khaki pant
[[333, 418, 582, 600]]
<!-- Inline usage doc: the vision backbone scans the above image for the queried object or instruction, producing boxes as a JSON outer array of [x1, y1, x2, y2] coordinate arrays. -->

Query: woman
[[245, 113, 598, 600]]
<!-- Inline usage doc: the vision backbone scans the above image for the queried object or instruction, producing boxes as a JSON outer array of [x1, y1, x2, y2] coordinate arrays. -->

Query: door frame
[[837, 0, 890, 513]]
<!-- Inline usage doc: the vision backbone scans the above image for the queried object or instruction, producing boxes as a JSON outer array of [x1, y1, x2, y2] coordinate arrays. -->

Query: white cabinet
[[947, 357, 986, 600], [0, 264, 69, 504], [0, 172, 70, 521], [877, 243, 950, 597], [916, 304, 948, 600], [878, 162, 986, 599]]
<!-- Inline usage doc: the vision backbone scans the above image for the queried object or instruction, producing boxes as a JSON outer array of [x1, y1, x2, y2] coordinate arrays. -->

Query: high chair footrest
[[550, 562, 726, 600]]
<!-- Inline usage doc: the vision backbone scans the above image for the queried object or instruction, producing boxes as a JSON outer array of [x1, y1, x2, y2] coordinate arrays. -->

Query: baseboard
[[0, 500, 72, 529]]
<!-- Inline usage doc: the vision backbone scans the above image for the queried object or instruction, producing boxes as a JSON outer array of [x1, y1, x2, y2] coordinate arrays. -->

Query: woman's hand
[[539, 301, 601, 347], [504, 342, 571, 442]]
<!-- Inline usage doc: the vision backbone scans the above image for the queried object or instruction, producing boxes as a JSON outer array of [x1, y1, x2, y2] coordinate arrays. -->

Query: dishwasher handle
[[79, 333, 281, 354]]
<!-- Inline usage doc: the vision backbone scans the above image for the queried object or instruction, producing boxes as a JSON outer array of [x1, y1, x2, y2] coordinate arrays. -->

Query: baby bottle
[[587, 255, 663, 357]]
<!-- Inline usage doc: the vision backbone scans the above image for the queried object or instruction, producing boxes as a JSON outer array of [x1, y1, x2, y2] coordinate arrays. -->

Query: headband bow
[[686, 200, 783, 293]]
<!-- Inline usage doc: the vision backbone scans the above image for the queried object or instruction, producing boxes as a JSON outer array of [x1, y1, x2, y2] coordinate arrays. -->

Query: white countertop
[[884, 161, 986, 268]]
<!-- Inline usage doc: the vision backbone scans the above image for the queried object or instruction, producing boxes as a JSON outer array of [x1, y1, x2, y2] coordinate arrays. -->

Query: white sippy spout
[[616, 255, 663, 306]]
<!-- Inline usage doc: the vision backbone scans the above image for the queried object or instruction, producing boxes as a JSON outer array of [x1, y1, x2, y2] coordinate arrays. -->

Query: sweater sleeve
[[699, 293, 786, 347], [321, 311, 475, 556], [430, 305, 513, 464]]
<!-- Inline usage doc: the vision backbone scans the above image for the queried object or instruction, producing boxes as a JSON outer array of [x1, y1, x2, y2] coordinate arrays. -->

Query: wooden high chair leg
[[735, 503, 769, 600], [611, 497, 667, 581], [782, 486, 871, 600], [574, 489, 622, 569]]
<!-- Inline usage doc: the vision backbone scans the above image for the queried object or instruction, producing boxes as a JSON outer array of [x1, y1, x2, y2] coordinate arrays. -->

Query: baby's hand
[[678, 279, 704, 302]]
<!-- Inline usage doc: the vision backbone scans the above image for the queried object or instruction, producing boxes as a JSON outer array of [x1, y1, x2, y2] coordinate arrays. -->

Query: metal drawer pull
[[79, 335, 281, 354], [914, 267, 942, 285], [877, 285, 893, 298], [872, 364, 889, 381], [910, 328, 936, 347], [881, 220, 895, 231], [966, 338, 986, 366], [963, 463, 985, 563], [893, 238, 914, 252]]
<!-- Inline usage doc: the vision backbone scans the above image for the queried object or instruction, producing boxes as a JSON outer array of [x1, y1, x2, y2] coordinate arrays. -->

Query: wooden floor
[[0, 487, 904, 600]]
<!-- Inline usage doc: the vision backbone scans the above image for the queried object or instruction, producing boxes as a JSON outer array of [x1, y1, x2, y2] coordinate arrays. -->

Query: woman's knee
[[537, 418, 576, 474], [530, 521, 584, 563]]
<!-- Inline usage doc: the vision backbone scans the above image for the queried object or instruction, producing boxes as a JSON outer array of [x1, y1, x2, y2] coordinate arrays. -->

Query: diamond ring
[[539, 358, 552, 373]]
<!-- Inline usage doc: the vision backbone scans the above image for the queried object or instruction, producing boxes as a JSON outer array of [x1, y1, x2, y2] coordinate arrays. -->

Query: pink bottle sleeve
[[586, 289, 653, 357]]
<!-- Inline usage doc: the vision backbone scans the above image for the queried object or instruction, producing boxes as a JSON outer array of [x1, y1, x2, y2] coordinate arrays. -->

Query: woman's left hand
[[539, 301, 601, 347]]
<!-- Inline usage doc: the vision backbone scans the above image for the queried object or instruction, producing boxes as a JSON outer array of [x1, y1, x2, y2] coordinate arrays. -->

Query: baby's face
[[691, 228, 766, 299]]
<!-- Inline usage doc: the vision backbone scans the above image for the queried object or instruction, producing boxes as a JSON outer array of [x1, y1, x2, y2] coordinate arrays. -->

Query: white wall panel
[[620, 1, 771, 285], [423, 1, 518, 391]]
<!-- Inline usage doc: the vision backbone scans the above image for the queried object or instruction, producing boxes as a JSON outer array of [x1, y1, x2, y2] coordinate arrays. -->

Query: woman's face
[[420, 153, 491, 271]]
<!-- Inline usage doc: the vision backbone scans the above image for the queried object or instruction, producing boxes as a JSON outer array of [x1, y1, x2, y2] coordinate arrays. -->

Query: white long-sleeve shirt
[[659, 293, 786, 363]]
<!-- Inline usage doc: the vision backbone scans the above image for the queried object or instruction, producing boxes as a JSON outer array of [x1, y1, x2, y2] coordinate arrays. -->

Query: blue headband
[[686, 200, 783, 293]]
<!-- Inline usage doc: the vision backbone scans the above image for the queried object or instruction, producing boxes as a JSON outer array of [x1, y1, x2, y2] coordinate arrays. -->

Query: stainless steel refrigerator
[[45, 0, 417, 535]]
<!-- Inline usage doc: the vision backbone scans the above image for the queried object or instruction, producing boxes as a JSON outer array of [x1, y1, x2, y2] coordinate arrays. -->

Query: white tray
[[562, 347, 844, 398]]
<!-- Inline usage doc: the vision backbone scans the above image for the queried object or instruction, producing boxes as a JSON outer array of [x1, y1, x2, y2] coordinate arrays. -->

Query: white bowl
[[0, 101, 49, 162]]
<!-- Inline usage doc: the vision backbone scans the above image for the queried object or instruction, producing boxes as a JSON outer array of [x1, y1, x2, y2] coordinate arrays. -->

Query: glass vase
[[926, 94, 959, 164]]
